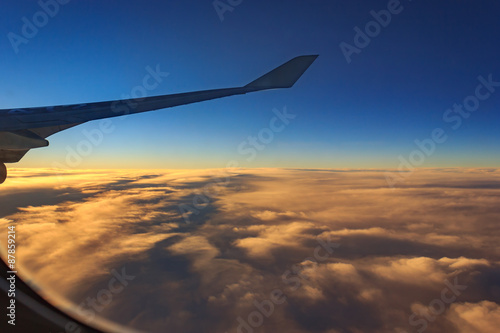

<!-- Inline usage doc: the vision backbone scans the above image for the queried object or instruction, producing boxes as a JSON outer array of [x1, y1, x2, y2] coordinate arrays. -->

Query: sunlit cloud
[[1, 168, 499, 333], [446, 301, 500, 333]]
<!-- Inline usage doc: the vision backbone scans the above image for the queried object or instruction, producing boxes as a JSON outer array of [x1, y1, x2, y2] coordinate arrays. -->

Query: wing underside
[[0, 124, 80, 163]]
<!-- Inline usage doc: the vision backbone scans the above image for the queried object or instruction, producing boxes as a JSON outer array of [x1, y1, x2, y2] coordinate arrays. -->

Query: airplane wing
[[0, 55, 318, 182], [0, 55, 318, 132]]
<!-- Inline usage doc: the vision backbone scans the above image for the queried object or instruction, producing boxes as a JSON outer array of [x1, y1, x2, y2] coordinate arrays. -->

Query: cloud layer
[[1, 168, 499, 333]]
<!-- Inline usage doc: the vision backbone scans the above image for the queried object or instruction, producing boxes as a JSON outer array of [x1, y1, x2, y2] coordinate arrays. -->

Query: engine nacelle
[[0, 163, 6, 184]]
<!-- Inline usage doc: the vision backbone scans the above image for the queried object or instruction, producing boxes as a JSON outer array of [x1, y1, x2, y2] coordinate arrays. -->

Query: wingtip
[[245, 54, 318, 90], [296, 54, 319, 60]]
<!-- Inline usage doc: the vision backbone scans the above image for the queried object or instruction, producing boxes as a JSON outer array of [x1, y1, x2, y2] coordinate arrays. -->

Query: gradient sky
[[1, 0, 499, 169]]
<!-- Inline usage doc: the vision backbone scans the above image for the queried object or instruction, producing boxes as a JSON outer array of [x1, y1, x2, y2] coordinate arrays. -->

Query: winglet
[[245, 55, 318, 90]]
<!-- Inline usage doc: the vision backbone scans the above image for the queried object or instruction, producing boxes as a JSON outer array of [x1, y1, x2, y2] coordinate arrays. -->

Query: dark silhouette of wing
[[0, 56, 318, 132]]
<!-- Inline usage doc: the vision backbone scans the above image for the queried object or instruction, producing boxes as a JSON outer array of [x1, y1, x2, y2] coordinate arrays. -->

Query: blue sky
[[1, 0, 499, 169]]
